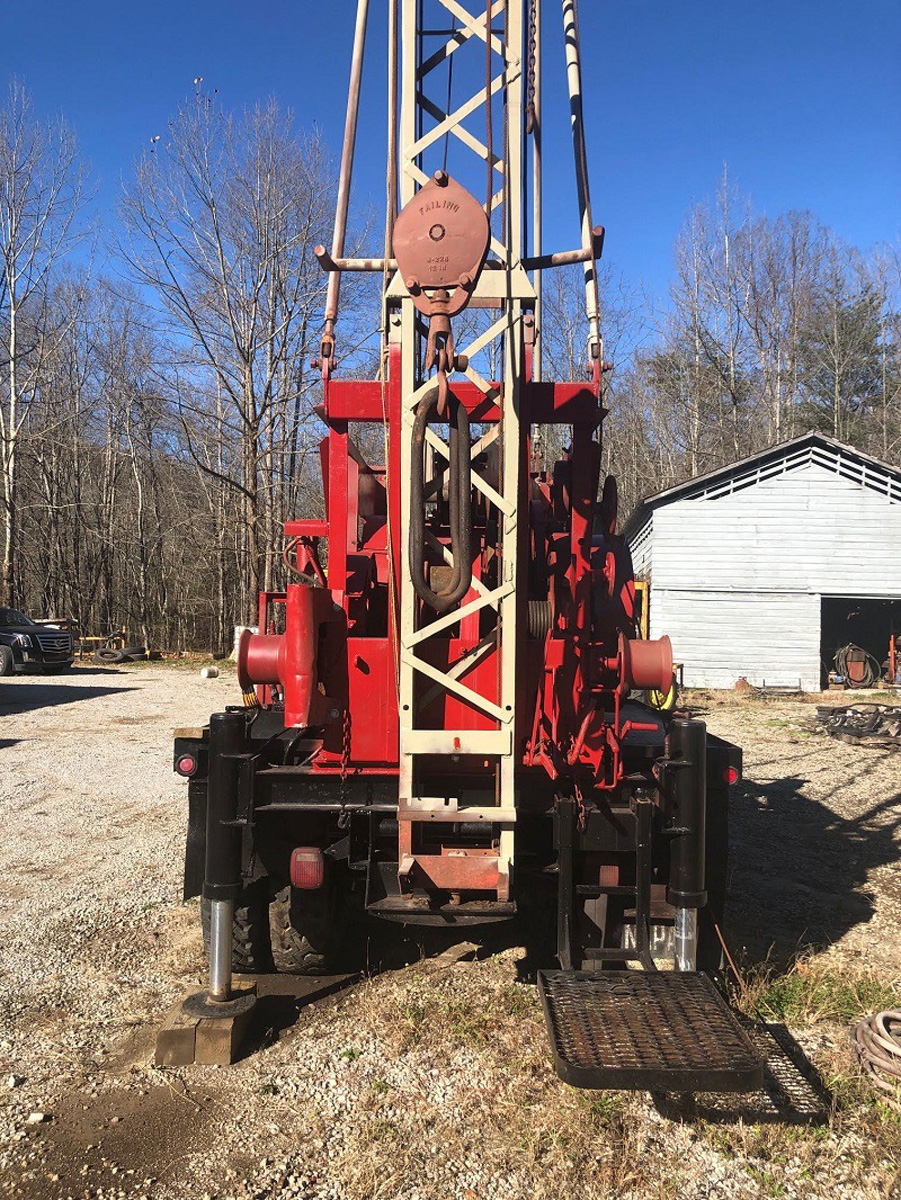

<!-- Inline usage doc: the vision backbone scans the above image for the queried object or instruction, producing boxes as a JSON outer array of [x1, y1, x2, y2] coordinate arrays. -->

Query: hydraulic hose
[[853, 1011, 901, 1110], [409, 386, 472, 613], [834, 643, 880, 688]]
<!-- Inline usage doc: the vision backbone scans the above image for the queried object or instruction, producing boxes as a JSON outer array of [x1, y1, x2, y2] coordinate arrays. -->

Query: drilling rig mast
[[169, 0, 764, 1094]]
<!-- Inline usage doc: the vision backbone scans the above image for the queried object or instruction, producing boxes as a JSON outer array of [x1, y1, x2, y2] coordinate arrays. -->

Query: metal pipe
[[316, 247, 397, 273], [203, 711, 246, 1002], [674, 907, 698, 972], [323, 0, 370, 340], [387, 0, 399, 247], [556, 795, 575, 970], [531, 0, 543, 380], [665, 717, 708, 912], [560, 0, 601, 357], [523, 226, 604, 272], [208, 898, 235, 1000]]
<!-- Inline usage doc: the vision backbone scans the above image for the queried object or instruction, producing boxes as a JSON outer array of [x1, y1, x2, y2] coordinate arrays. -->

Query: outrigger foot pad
[[181, 989, 258, 1020], [154, 983, 257, 1067], [538, 970, 763, 1093]]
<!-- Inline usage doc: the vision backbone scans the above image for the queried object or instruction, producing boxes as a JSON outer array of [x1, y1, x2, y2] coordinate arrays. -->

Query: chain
[[525, 0, 538, 135], [574, 781, 587, 833], [338, 707, 351, 829]]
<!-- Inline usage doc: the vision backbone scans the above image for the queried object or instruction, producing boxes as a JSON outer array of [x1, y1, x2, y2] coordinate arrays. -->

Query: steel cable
[[852, 1011, 901, 1110], [485, 0, 493, 217]]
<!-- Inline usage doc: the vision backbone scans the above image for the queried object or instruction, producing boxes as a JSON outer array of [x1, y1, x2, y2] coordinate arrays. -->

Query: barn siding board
[[629, 514, 653, 576], [650, 462, 901, 597], [626, 438, 901, 692], [650, 590, 821, 690]]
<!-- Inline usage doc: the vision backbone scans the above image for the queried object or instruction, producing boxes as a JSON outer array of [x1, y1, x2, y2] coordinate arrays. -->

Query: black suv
[[0, 608, 75, 675]]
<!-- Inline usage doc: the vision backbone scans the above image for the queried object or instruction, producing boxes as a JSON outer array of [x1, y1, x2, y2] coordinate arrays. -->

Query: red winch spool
[[621, 633, 673, 695], [237, 584, 338, 727]]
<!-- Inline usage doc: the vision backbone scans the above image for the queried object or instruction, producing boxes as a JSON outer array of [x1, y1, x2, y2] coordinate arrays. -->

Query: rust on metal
[[392, 173, 489, 318]]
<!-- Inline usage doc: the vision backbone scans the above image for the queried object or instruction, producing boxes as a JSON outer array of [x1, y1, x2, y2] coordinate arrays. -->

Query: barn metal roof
[[621, 431, 901, 540]]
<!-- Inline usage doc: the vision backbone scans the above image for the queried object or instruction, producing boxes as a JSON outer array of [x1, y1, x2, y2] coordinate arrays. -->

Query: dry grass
[[287, 948, 901, 1200], [3, 674, 901, 1198]]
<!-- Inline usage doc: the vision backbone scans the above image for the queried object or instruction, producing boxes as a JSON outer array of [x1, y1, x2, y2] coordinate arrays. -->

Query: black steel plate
[[538, 970, 764, 1092]]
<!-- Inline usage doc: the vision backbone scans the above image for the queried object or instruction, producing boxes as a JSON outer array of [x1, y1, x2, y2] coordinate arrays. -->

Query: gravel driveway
[[0, 667, 898, 1199]]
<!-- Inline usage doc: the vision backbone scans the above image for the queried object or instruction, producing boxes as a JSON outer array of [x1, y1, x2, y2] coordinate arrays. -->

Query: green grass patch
[[394, 982, 540, 1050], [751, 962, 898, 1026], [578, 1091, 625, 1127]]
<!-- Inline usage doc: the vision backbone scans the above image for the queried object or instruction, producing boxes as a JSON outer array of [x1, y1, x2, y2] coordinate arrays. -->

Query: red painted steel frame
[[240, 335, 671, 791]]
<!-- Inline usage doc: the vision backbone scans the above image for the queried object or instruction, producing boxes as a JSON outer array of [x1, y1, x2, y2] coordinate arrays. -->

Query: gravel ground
[[0, 667, 899, 1200]]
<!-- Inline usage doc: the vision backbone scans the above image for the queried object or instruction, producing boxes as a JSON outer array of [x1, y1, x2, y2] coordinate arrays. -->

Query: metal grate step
[[656, 1016, 830, 1123], [538, 970, 764, 1092]]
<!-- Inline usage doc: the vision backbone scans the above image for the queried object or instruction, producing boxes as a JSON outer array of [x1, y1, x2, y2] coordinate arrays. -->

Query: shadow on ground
[[229, 892, 558, 1061], [725, 763, 901, 967], [0, 681, 135, 715], [653, 1019, 831, 1126]]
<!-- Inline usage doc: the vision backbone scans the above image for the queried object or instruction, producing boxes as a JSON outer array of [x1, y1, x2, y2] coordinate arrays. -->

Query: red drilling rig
[[172, 0, 762, 1092]]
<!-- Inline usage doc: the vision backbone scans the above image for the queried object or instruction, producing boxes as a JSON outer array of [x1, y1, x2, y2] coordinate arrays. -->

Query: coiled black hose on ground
[[409, 386, 472, 613], [834, 643, 880, 688]]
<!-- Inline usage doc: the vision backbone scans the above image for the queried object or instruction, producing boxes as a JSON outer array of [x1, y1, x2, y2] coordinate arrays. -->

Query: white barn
[[623, 433, 901, 691]]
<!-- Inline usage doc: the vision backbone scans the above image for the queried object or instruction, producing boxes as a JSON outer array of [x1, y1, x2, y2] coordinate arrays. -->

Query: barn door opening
[[819, 596, 900, 688]]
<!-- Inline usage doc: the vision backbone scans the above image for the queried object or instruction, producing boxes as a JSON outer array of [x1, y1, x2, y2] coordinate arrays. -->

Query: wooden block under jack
[[154, 984, 257, 1067], [154, 1004, 199, 1067]]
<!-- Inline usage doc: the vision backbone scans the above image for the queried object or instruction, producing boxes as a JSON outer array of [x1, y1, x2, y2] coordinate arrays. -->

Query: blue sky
[[3, 0, 899, 302]]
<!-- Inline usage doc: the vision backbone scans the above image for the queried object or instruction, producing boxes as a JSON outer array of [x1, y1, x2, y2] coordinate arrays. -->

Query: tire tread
[[201, 878, 273, 974]]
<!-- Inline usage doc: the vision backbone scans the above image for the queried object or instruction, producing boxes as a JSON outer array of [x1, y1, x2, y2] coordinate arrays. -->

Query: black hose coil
[[409, 386, 473, 613]]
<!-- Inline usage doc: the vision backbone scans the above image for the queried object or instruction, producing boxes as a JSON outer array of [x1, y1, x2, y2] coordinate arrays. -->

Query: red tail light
[[723, 765, 740, 785], [176, 754, 198, 777], [290, 847, 325, 890]]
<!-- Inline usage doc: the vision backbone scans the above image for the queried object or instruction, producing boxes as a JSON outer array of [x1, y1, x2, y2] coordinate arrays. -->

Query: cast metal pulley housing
[[392, 172, 490, 318]]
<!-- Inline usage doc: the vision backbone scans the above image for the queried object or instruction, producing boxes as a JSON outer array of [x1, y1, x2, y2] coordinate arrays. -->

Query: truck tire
[[93, 648, 126, 664], [0, 646, 14, 676], [201, 878, 274, 974], [271, 884, 337, 975]]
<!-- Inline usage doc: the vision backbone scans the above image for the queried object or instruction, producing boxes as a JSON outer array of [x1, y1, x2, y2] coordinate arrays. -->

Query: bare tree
[[0, 79, 88, 604], [797, 236, 884, 442], [120, 93, 335, 621], [864, 244, 901, 459]]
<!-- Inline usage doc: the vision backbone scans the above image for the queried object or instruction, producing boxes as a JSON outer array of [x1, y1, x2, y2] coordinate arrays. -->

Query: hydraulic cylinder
[[203, 711, 246, 1001], [665, 717, 707, 970]]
